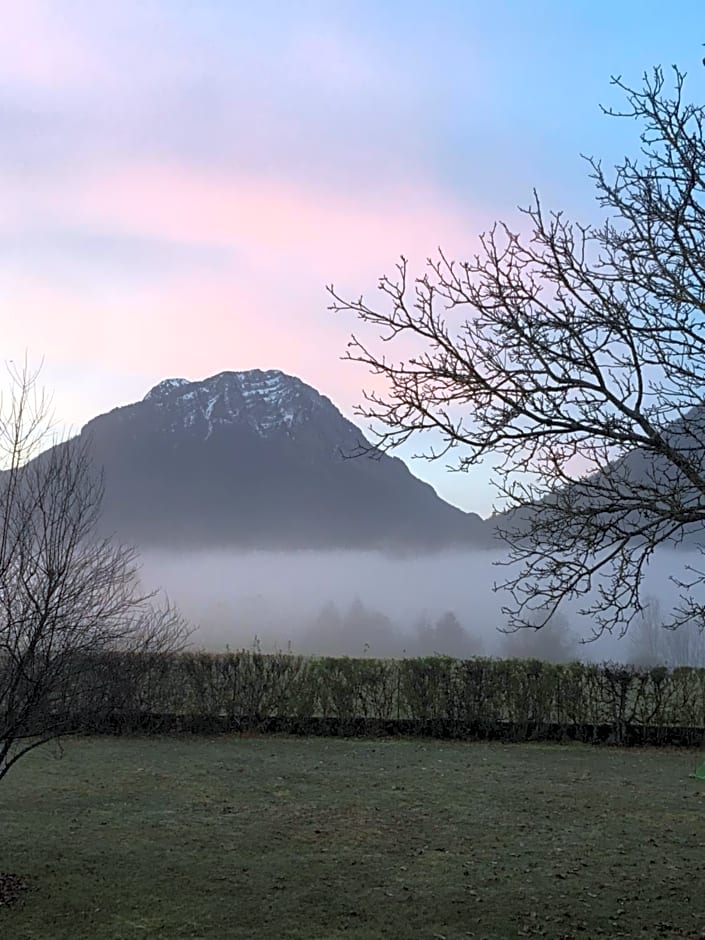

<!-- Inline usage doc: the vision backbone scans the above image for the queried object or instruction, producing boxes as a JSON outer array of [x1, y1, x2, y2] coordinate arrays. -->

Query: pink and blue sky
[[1, 1, 701, 515]]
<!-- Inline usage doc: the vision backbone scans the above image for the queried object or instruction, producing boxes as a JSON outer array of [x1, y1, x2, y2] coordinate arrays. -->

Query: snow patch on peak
[[144, 377, 190, 401], [142, 368, 337, 440]]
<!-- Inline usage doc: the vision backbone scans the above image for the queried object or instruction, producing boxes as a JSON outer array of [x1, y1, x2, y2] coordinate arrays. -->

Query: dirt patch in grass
[[0, 872, 29, 908], [2, 736, 705, 938]]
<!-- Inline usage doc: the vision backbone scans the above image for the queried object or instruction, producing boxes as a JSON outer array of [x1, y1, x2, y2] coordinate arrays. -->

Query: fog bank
[[138, 547, 705, 663]]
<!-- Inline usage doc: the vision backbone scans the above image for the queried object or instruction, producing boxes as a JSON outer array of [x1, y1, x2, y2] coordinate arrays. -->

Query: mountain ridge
[[69, 368, 491, 552]]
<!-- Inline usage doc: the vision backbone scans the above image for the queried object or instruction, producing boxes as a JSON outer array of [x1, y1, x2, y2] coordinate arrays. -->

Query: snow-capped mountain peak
[[142, 369, 333, 439], [70, 367, 489, 551]]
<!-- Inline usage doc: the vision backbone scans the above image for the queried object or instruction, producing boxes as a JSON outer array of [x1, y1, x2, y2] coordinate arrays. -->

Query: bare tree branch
[[0, 362, 190, 781], [329, 65, 705, 637]]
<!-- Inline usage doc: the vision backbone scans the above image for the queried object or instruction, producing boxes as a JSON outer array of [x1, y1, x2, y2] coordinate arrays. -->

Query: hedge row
[[50, 651, 705, 745]]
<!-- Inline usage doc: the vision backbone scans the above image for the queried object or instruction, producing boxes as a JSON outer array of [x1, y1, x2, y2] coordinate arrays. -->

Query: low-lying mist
[[138, 547, 705, 665]]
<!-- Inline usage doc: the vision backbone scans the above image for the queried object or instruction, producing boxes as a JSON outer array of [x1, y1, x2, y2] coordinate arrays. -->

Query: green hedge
[[48, 651, 705, 745]]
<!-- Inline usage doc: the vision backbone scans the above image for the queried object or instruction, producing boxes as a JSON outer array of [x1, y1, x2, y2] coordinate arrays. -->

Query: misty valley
[[5, 361, 705, 940], [5, 10, 705, 937], [141, 547, 705, 668]]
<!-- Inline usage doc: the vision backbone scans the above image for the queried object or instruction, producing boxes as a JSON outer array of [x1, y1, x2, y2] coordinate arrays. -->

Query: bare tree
[[627, 596, 705, 667], [411, 610, 484, 658], [0, 362, 189, 782], [330, 64, 705, 638], [501, 611, 578, 664]]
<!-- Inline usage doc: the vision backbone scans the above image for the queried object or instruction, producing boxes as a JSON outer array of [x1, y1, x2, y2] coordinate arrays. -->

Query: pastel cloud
[[66, 164, 482, 270], [0, 1, 101, 91], [2, 0, 699, 516], [2, 161, 490, 420]]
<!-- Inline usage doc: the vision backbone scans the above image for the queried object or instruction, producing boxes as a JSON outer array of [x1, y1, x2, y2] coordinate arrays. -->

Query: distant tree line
[[199, 592, 705, 667], [203, 596, 582, 663]]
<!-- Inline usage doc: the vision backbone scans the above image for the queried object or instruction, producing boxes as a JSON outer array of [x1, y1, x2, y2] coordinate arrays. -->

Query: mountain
[[490, 405, 705, 548], [70, 369, 490, 551]]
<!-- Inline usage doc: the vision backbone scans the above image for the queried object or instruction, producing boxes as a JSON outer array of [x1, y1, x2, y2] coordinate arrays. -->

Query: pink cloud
[[60, 163, 485, 275], [2, 160, 499, 434], [2, 257, 371, 410]]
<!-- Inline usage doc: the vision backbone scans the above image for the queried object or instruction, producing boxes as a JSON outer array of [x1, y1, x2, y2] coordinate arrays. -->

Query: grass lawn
[[1, 736, 705, 939]]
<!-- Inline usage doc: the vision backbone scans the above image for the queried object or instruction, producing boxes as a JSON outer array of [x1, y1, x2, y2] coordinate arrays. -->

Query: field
[[2, 736, 705, 939]]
